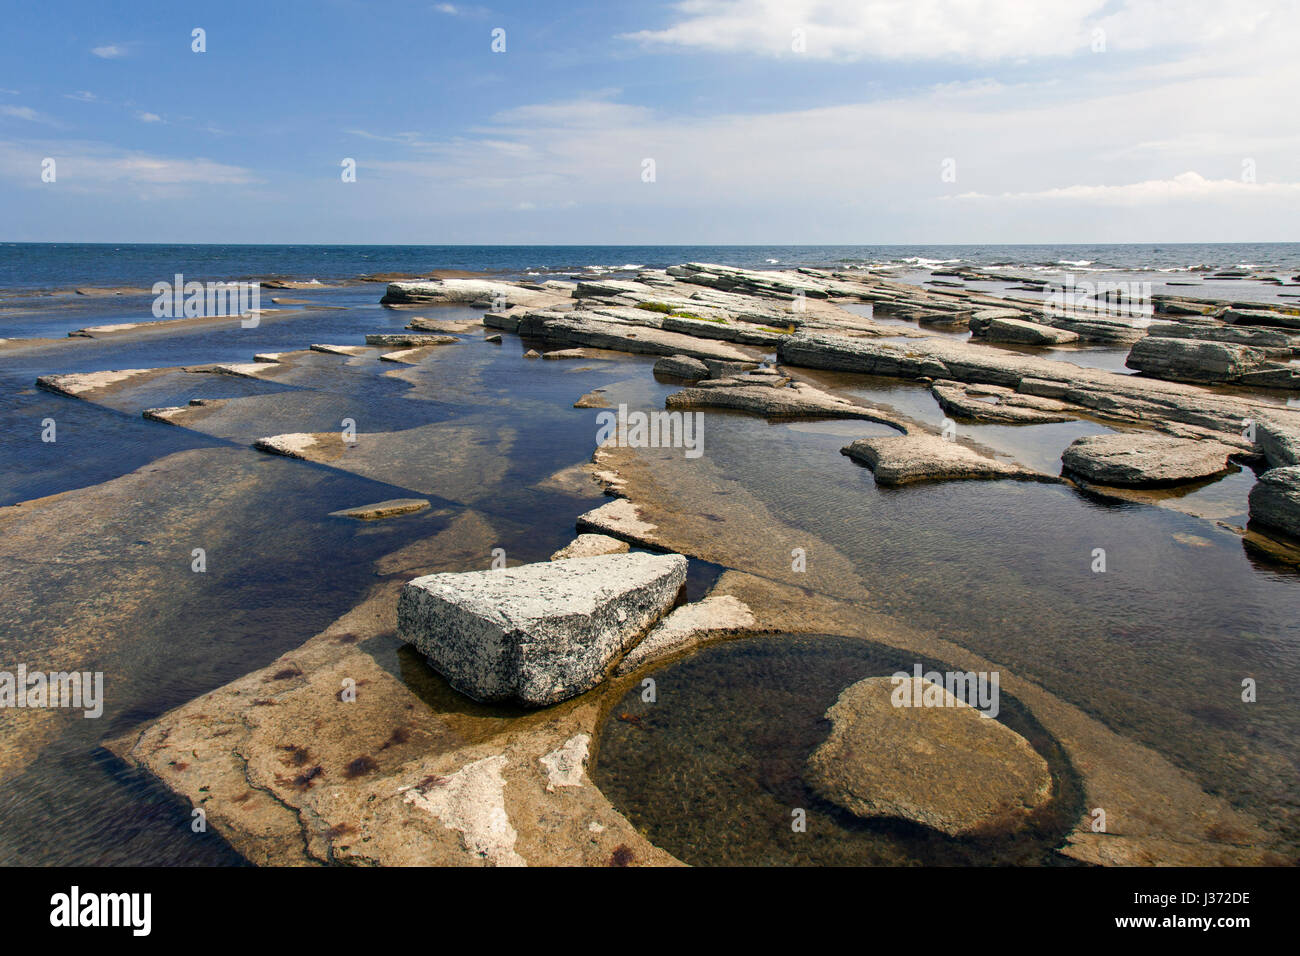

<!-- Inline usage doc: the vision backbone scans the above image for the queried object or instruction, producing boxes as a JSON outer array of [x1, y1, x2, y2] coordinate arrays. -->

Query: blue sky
[[2, 0, 1299, 244]]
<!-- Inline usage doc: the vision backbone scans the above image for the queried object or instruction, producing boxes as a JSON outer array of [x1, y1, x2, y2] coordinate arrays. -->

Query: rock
[[573, 390, 611, 409], [1145, 322, 1295, 349], [1126, 336, 1269, 384], [541, 348, 589, 360], [398, 553, 688, 706], [841, 434, 1048, 485], [381, 279, 523, 305], [575, 498, 661, 549], [1248, 466, 1300, 538], [364, 333, 458, 347], [550, 534, 630, 561], [310, 343, 371, 356], [485, 334, 502, 343], [1061, 433, 1234, 486], [931, 380, 1076, 424], [653, 355, 710, 380], [1257, 418, 1300, 468], [253, 432, 347, 462], [805, 677, 1053, 837], [512, 310, 754, 363], [36, 369, 155, 397], [523, 349, 541, 359], [1222, 308, 1300, 330], [666, 374, 906, 426], [613, 596, 754, 676], [981, 317, 1079, 345], [329, 498, 430, 520]]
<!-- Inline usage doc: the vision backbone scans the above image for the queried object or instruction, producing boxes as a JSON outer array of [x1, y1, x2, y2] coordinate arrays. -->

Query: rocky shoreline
[[8, 261, 1300, 866]]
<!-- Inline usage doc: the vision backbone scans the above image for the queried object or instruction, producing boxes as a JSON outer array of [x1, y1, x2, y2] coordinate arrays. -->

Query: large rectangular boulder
[[398, 553, 687, 706]]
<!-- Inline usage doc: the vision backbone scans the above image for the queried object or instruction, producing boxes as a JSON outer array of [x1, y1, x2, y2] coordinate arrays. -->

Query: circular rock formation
[[805, 676, 1052, 837], [1061, 433, 1234, 486]]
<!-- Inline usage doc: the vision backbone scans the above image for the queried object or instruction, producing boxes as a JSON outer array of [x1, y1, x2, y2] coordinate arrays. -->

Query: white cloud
[[136, 112, 163, 123], [954, 171, 1300, 204], [0, 105, 42, 121], [65, 91, 98, 103], [0, 140, 257, 190], [91, 44, 129, 59], [623, 0, 1292, 61]]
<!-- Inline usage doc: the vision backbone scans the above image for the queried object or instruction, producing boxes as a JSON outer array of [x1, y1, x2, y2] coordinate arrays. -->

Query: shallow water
[[593, 634, 1084, 866], [3, 278, 1298, 866], [0, 289, 631, 865], [592, 390, 1300, 855]]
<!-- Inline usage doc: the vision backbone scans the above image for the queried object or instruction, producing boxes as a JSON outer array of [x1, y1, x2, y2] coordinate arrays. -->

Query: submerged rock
[[329, 498, 431, 520], [1061, 433, 1234, 487], [398, 553, 688, 707], [805, 676, 1053, 838], [1248, 466, 1300, 539], [842, 434, 1048, 485]]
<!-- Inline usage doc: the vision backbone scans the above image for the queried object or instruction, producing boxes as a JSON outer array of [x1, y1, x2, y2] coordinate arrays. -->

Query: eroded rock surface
[[1248, 466, 1300, 538]]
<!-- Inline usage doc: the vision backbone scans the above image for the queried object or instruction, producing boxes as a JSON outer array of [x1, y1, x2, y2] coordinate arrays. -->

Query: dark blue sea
[[2, 242, 1300, 291]]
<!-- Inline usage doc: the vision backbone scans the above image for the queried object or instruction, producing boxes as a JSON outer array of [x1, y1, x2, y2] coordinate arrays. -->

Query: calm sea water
[[2, 242, 1299, 291]]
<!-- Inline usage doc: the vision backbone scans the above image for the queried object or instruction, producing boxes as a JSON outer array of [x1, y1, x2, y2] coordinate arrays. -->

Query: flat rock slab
[[329, 498, 431, 520], [931, 380, 1077, 424], [398, 553, 687, 707], [842, 434, 1045, 485], [984, 317, 1079, 345], [364, 333, 458, 347], [1126, 336, 1268, 384], [667, 377, 906, 425], [1061, 433, 1233, 487], [653, 354, 710, 380], [613, 595, 754, 676], [1248, 465, 1300, 539], [550, 534, 630, 561], [805, 677, 1053, 838]]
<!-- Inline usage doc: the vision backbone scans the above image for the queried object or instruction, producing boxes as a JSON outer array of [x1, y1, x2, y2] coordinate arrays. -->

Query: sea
[[2, 242, 1299, 292]]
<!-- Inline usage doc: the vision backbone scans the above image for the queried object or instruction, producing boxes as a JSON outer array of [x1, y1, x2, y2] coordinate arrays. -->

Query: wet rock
[[653, 355, 710, 380], [550, 534, 630, 561], [666, 376, 903, 423], [613, 595, 754, 676], [310, 343, 371, 356], [1126, 336, 1270, 384], [364, 333, 458, 348], [805, 676, 1053, 837], [485, 334, 502, 343], [1248, 466, 1300, 538], [1257, 418, 1300, 468], [1222, 308, 1300, 330], [573, 390, 610, 409], [575, 498, 661, 549], [1061, 433, 1234, 486], [541, 348, 589, 360], [36, 369, 156, 397], [842, 434, 1048, 485], [329, 498, 431, 521], [523, 349, 541, 359], [253, 432, 347, 462], [981, 317, 1079, 345], [398, 553, 688, 706], [1146, 322, 1295, 349], [931, 380, 1076, 424]]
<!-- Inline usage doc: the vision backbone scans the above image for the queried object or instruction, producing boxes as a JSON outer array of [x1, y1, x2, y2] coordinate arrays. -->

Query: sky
[[2, 0, 1299, 245]]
